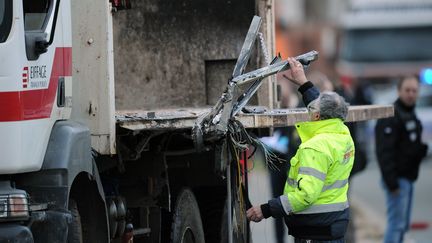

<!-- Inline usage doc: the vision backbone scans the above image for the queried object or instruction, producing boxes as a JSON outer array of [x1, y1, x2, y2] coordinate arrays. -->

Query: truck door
[[22, 0, 72, 119], [0, 0, 72, 174]]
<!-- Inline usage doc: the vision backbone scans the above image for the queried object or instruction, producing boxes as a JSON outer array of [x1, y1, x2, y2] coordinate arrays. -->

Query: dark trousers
[[269, 160, 289, 243]]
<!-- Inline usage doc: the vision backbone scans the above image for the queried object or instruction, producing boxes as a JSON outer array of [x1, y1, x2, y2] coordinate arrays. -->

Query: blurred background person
[[375, 76, 428, 243]]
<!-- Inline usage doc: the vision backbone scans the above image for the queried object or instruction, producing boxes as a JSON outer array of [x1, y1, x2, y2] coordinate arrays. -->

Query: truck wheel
[[171, 188, 205, 243], [67, 199, 83, 243]]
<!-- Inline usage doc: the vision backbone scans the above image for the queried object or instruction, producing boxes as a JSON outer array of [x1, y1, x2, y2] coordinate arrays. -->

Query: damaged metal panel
[[116, 108, 208, 131]]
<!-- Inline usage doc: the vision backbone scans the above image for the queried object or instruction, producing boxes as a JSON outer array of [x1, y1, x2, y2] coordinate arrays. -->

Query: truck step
[[132, 228, 151, 236]]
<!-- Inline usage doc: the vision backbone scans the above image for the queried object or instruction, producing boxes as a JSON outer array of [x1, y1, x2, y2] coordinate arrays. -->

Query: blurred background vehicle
[[337, 0, 432, 80]]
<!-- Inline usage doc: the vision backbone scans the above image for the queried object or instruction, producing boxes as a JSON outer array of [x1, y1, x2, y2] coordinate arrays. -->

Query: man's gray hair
[[316, 92, 349, 121]]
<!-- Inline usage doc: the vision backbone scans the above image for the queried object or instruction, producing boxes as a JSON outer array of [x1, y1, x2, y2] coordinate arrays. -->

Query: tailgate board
[[116, 105, 394, 131]]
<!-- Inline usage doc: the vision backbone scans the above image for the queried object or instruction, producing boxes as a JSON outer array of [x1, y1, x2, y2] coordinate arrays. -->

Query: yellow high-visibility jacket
[[261, 118, 355, 239], [282, 118, 354, 214]]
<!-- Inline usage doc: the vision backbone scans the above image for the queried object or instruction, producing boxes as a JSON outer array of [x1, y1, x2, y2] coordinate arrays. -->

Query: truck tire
[[67, 199, 83, 243], [171, 188, 205, 243]]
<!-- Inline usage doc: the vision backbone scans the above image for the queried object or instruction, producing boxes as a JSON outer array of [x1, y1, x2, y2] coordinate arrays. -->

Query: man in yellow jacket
[[247, 58, 354, 242]]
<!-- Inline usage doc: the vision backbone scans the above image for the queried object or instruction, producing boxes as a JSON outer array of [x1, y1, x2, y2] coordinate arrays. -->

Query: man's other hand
[[246, 206, 264, 222]]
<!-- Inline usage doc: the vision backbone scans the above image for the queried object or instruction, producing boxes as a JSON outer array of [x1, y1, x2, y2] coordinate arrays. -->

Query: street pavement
[[350, 157, 432, 243], [248, 162, 293, 243], [247, 157, 432, 243]]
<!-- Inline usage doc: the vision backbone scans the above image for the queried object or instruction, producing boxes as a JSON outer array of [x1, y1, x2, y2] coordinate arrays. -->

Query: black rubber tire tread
[[67, 199, 83, 243], [193, 187, 226, 243], [171, 188, 205, 243]]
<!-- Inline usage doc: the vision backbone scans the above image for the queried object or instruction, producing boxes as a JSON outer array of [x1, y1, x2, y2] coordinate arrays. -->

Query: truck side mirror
[[25, 0, 60, 60], [25, 31, 48, 60]]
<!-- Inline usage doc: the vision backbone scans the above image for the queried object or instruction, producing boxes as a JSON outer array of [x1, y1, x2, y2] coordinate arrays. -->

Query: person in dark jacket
[[375, 76, 428, 243]]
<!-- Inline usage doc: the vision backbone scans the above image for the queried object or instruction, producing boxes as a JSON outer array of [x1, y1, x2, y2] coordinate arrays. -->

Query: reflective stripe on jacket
[[280, 118, 354, 215]]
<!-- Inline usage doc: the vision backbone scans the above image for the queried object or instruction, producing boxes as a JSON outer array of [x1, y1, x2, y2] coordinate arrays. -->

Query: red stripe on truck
[[0, 47, 72, 122]]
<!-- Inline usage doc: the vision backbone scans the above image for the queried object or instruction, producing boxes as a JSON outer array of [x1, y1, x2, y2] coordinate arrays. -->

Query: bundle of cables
[[227, 119, 285, 172]]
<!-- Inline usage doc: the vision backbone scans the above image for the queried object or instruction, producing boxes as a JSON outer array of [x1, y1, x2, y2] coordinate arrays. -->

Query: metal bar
[[216, 16, 262, 133], [133, 228, 151, 236], [231, 56, 281, 117], [227, 152, 233, 243], [232, 16, 263, 77], [234, 61, 286, 85], [233, 50, 319, 85]]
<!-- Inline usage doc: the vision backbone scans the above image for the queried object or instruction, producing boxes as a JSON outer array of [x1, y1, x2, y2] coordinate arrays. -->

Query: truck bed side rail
[[116, 105, 394, 131]]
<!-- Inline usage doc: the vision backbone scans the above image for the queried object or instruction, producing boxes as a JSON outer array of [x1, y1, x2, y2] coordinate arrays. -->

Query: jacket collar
[[395, 98, 415, 112], [295, 118, 350, 142]]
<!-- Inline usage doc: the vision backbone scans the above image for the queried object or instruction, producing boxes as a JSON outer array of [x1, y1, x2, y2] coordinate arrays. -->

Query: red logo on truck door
[[22, 67, 28, 88], [0, 47, 72, 121], [22, 65, 49, 89]]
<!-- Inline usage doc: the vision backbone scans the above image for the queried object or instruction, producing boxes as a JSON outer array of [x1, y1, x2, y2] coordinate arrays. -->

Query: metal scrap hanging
[[192, 15, 318, 161]]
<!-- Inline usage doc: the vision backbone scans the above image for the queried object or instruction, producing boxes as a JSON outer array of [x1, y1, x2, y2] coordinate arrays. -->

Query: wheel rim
[[181, 227, 196, 243]]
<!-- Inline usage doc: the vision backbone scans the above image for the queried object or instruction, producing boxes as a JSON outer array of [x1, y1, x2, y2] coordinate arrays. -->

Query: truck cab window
[[23, 0, 60, 60], [0, 0, 12, 43], [23, 0, 51, 31]]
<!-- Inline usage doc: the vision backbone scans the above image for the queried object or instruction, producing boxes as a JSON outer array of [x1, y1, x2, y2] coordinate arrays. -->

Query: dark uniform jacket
[[375, 99, 428, 191]]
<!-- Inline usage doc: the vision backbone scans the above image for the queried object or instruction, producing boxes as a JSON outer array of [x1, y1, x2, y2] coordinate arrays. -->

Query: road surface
[[248, 156, 432, 243]]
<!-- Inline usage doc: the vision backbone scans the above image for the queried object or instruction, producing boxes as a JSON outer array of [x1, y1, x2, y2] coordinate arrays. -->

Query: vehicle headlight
[[0, 194, 29, 220], [9, 194, 29, 218]]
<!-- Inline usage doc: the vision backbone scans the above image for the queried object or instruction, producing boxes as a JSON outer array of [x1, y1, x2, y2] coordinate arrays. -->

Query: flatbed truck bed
[[116, 105, 394, 131]]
